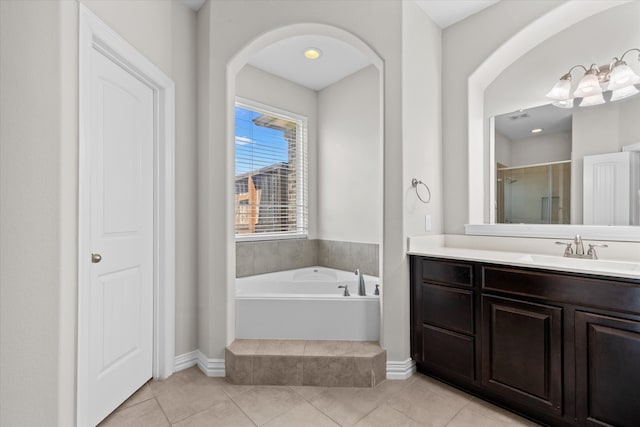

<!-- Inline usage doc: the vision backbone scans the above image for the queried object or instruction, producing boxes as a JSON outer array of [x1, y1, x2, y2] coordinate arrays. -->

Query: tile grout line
[[227, 394, 260, 427], [303, 388, 345, 426], [152, 396, 172, 426]]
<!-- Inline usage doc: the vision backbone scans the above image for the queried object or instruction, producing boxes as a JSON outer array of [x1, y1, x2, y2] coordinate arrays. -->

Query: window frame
[[234, 97, 309, 241]]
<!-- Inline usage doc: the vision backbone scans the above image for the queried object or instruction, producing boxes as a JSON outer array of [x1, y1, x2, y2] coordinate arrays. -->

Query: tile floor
[[99, 366, 542, 427]]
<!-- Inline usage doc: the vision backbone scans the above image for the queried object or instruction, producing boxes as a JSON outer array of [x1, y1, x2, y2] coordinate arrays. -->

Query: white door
[[86, 47, 154, 426], [583, 152, 631, 225]]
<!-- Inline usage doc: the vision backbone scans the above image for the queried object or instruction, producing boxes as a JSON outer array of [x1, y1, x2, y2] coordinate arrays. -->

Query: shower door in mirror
[[497, 161, 571, 224]]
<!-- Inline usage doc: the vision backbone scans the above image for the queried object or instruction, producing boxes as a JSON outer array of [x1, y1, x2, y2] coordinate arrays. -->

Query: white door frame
[[77, 5, 175, 426]]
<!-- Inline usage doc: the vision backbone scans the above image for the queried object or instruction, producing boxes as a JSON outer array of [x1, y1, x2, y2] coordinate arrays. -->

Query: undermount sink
[[516, 254, 640, 274]]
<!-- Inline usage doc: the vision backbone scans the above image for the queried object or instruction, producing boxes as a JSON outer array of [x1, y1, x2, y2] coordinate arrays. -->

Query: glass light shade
[[610, 84, 640, 102], [607, 62, 640, 91], [579, 92, 605, 107], [552, 98, 574, 109], [573, 72, 602, 98], [546, 78, 572, 100]]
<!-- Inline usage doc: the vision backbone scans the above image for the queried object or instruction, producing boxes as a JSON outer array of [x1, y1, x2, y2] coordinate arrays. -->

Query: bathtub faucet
[[355, 269, 366, 296]]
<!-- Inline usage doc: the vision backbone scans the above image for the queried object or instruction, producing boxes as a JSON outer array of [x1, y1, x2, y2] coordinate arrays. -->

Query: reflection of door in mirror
[[583, 151, 640, 225], [497, 161, 571, 224]]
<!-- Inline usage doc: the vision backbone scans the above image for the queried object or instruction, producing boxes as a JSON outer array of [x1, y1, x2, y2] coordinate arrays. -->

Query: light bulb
[[303, 48, 322, 60], [546, 75, 572, 100], [610, 85, 640, 102], [574, 68, 603, 98], [607, 61, 640, 91], [579, 92, 605, 107]]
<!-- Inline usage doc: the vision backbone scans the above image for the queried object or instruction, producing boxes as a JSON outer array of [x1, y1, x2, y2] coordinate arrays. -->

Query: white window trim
[[234, 97, 308, 241]]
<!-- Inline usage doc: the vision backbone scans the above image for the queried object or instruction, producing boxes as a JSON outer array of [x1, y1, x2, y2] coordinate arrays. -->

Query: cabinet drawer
[[422, 283, 474, 335], [422, 324, 475, 381], [482, 265, 640, 314], [421, 259, 472, 288]]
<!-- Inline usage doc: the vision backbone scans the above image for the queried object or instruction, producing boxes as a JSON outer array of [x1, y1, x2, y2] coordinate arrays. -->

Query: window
[[234, 98, 308, 239]]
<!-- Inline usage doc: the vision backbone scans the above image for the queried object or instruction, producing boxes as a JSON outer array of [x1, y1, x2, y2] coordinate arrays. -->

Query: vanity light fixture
[[546, 48, 640, 108], [531, 128, 543, 134], [303, 47, 322, 60]]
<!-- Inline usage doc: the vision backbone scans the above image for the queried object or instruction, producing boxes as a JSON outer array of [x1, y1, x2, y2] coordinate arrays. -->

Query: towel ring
[[411, 178, 431, 204]]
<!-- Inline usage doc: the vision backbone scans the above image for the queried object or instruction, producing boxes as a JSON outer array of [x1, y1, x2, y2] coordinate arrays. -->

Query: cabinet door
[[482, 295, 563, 415], [575, 311, 640, 427]]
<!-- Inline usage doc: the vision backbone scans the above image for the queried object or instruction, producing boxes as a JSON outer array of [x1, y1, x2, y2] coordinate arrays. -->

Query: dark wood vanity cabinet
[[411, 259, 476, 385], [482, 295, 563, 416], [410, 255, 640, 427], [575, 311, 640, 427]]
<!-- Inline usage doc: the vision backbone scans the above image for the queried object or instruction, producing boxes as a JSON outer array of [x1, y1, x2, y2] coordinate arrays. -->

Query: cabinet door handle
[[91, 253, 102, 264]]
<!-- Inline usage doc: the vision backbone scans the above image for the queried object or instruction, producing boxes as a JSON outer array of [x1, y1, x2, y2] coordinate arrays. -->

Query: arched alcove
[[225, 23, 385, 343]]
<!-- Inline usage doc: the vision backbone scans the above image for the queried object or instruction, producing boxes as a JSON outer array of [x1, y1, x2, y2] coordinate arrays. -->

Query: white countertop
[[407, 235, 640, 280]]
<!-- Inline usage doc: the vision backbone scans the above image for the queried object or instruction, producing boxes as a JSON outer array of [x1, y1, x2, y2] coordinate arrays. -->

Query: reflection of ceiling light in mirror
[[579, 92, 606, 107], [531, 128, 543, 134], [303, 48, 322, 60]]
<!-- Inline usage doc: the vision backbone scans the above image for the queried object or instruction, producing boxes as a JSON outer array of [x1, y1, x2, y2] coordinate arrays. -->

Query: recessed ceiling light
[[531, 128, 543, 134], [303, 48, 322, 60]]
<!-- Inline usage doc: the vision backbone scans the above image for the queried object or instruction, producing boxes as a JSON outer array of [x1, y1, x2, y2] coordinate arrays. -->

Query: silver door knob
[[91, 253, 102, 263]]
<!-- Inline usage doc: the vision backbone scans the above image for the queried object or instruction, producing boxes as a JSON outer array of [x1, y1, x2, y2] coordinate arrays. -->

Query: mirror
[[494, 94, 640, 225], [478, 2, 640, 235]]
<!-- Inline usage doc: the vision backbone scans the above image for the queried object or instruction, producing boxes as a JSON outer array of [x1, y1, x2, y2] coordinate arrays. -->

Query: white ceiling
[[415, 0, 499, 28], [247, 35, 372, 91], [495, 103, 573, 141]]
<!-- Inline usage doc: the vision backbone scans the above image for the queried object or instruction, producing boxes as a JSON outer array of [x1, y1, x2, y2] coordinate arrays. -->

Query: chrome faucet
[[355, 268, 366, 296], [574, 234, 585, 256], [338, 285, 350, 296], [555, 235, 608, 260]]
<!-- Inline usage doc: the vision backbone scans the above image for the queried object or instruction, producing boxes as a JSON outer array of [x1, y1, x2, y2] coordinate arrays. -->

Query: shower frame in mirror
[[464, 0, 640, 242]]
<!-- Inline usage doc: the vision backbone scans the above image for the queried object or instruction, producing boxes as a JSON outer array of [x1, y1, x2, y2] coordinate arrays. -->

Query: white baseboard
[[174, 350, 225, 377], [196, 351, 225, 377], [386, 358, 416, 380], [174, 350, 199, 372]]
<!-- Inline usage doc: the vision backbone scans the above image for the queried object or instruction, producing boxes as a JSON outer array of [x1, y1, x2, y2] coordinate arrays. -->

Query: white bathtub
[[235, 267, 380, 340]]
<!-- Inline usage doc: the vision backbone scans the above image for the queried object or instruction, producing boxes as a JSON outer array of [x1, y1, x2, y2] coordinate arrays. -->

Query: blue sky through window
[[235, 106, 289, 175]]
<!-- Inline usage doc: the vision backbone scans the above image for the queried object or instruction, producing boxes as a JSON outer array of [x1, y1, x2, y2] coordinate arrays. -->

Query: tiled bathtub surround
[[236, 239, 317, 277], [317, 240, 378, 277], [236, 239, 379, 277], [225, 340, 386, 388]]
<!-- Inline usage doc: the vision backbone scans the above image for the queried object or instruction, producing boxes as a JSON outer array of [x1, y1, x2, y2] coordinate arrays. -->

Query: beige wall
[[402, 0, 443, 238], [318, 65, 382, 244], [0, 1, 198, 424], [509, 131, 571, 167], [0, 1, 78, 425]]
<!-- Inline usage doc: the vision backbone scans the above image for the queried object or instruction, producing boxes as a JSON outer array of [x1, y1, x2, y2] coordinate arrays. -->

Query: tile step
[[225, 339, 386, 388]]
